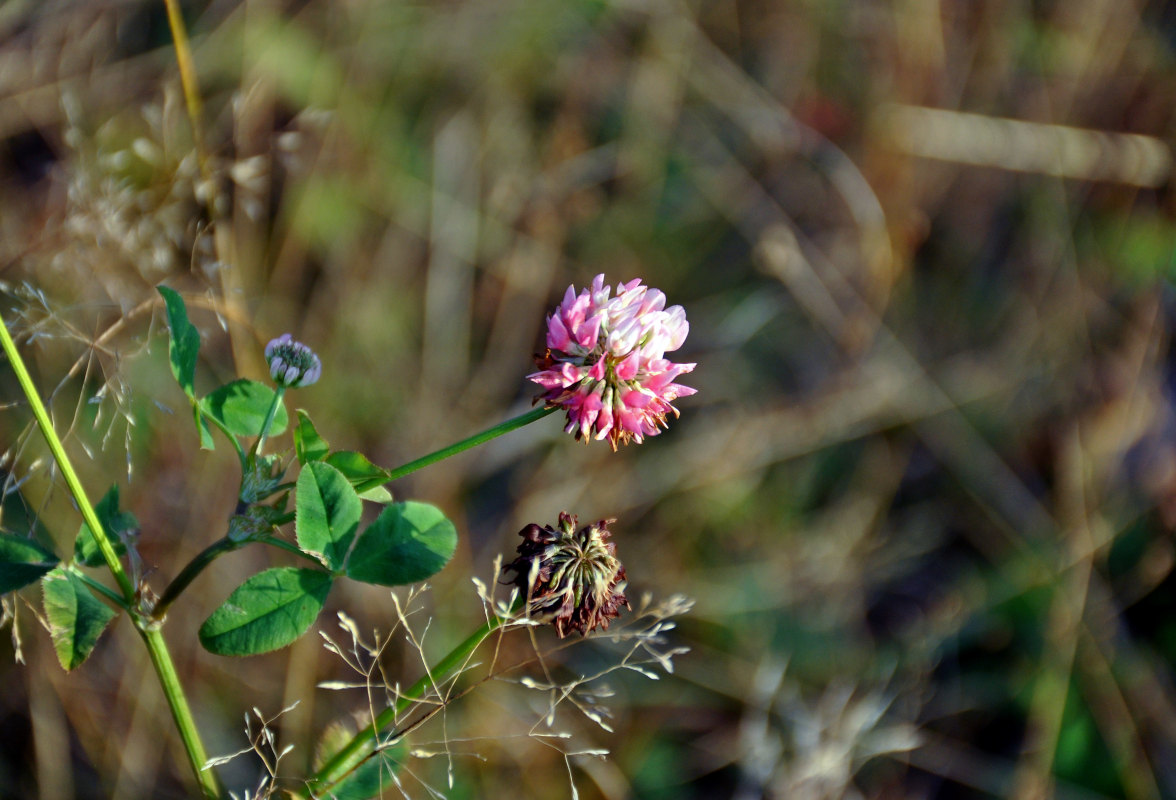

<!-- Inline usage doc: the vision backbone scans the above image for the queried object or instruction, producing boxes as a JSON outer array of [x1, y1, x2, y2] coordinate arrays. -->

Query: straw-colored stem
[[162, 0, 208, 173]]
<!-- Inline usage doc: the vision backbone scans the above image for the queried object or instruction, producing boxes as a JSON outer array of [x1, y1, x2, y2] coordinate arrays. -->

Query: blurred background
[[0, 0, 1175, 797]]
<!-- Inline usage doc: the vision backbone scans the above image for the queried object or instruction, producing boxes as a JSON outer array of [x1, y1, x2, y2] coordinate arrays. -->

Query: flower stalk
[[250, 385, 285, 459], [385, 406, 557, 482], [0, 311, 222, 799], [305, 610, 512, 795], [151, 532, 325, 621]]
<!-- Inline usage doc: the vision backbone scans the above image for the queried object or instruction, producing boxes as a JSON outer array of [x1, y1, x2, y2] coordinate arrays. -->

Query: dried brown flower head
[[504, 512, 628, 637]]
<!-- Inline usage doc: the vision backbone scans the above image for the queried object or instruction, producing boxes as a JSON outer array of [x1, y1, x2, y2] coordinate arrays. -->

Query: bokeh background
[[1, 0, 1175, 798]]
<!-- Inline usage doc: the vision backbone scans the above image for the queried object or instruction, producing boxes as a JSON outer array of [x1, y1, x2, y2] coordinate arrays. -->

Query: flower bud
[[264, 333, 322, 388]]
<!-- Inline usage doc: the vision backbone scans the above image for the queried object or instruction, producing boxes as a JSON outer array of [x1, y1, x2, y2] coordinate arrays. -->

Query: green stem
[[205, 412, 247, 473], [141, 627, 220, 799], [385, 406, 556, 482], [151, 537, 241, 621], [251, 385, 286, 459], [151, 531, 325, 622], [257, 535, 324, 565], [306, 611, 510, 794], [0, 313, 222, 799], [70, 568, 131, 610], [0, 317, 138, 602]]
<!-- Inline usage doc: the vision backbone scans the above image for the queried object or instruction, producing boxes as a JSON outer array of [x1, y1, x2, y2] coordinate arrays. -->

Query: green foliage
[[0, 533, 58, 594], [157, 285, 200, 398], [199, 567, 333, 656], [325, 753, 405, 800], [1053, 678, 1124, 797], [0, 484, 51, 541], [239, 453, 290, 505], [294, 409, 330, 464], [195, 407, 216, 450], [296, 461, 362, 571], [42, 567, 117, 670], [200, 379, 289, 438], [346, 501, 457, 587], [74, 485, 138, 568], [324, 450, 392, 502]]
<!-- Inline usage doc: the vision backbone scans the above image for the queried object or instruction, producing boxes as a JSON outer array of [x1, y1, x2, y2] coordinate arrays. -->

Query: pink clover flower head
[[264, 333, 322, 388], [529, 274, 695, 450]]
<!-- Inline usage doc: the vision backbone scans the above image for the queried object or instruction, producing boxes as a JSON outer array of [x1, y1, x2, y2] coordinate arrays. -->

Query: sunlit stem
[[306, 610, 513, 794], [385, 406, 557, 482], [141, 627, 221, 798], [0, 311, 223, 799], [0, 319, 138, 600], [0, 317, 138, 600]]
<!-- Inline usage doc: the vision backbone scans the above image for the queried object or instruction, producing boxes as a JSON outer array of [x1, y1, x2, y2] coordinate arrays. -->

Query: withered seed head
[[504, 512, 628, 637]]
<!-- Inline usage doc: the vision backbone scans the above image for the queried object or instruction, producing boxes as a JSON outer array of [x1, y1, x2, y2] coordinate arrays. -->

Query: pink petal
[[621, 388, 653, 408], [664, 306, 689, 350], [615, 353, 639, 381], [594, 404, 614, 439], [527, 369, 567, 389], [559, 362, 585, 385], [639, 290, 666, 316], [547, 315, 571, 351], [577, 313, 602, 349]]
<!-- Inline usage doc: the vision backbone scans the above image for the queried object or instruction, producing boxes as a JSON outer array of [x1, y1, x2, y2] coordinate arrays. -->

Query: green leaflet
[[199, 567, 332, 656], [296, 461, 362, 572], [324, 451, 392, 501], [200, 379, 289, 438], [158, 285, 200, 398], [74, 485, 137, 568], [42, 567, 117, 670], [346, 501, 457, 587], [294, 409, 330, 464], [0, 534, 58, 594]]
